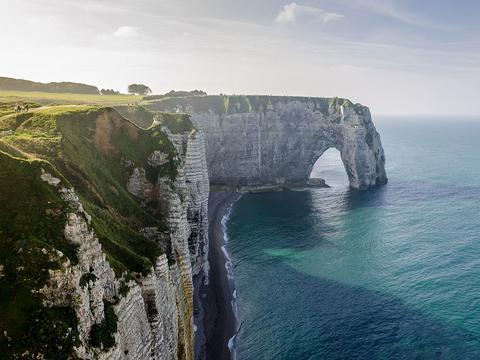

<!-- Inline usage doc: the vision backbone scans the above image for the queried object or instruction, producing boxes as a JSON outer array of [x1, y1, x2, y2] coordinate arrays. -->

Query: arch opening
[[309, 148, 349, 188]]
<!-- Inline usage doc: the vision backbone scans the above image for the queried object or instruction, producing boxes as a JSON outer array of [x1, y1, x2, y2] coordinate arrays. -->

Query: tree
[[100, 89, 120, 95], [127, 84, 152, 95]]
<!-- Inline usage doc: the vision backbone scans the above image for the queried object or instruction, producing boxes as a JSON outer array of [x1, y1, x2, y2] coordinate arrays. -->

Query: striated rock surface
[[148, 95, 387, 190]]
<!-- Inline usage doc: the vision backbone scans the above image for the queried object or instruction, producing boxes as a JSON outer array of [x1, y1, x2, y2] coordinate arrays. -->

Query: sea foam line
[[221, 197, 240, 360]]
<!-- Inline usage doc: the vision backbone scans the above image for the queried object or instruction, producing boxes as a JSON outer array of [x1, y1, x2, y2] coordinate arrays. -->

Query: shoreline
[[209, 178, 329, 194], [195, 191, 241, 360]]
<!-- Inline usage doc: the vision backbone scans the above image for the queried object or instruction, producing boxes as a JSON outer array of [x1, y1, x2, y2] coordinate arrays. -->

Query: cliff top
[[145, 94, 369, 116]]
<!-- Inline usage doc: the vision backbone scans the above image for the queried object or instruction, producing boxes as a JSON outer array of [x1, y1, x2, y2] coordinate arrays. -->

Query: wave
[[221, 199, 240, 360]]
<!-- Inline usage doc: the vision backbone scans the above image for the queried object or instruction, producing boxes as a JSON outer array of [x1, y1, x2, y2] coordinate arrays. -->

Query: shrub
[[89, 301, 118, 349]]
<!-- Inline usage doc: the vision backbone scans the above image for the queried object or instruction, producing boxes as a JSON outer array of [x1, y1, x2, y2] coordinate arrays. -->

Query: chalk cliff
[[0, 107, 209, 359], [147, 96, 387, 190]]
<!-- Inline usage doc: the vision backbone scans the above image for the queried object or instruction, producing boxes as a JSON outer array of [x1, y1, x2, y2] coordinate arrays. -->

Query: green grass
[[114, 105, 156, 129], [0, 90, 141, 107], [0, 101, 42, 117], [155, 113, 194, 134], [0, 152, 80, 358]]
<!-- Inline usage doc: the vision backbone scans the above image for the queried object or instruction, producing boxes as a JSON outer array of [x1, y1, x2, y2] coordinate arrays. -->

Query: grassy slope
[[114, 105, 156, 129], [0, 153, 80, 359], [0, 90, 140, 108], [114, 104, 193, 134], [0, 106, 179, 276]]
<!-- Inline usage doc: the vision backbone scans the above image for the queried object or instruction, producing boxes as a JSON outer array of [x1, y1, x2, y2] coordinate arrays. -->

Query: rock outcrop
[[148, 96, 387, 190]]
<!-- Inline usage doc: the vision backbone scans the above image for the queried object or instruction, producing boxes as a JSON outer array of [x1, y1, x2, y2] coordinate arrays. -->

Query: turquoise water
[[227, 118, 480, 359]]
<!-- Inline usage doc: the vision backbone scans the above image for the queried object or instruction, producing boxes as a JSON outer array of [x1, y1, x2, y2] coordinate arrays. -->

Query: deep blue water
[[227, 118, 480, 359]]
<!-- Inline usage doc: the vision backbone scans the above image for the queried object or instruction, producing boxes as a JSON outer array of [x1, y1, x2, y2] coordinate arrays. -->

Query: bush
[[100, 89, 120, 95], [89, 301, 118, 349], [79, 272, 98, 288]]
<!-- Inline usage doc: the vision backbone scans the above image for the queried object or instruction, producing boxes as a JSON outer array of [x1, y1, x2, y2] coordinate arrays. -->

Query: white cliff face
[[194, 101, 386, 190], [154, 128, 210, 359], [38, 123, 210, 359], [159, 127, 210, 276], [184, 131, 210, 276], [37, 174, 158, 360], [119, 127, 209, 360], [149, 96, 387, 190]]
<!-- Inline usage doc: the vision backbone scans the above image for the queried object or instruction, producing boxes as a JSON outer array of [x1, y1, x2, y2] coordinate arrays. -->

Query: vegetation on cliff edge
[[0, 152, 80, 359], [0, 106, 180, 276], [146, 94, 368, 117]]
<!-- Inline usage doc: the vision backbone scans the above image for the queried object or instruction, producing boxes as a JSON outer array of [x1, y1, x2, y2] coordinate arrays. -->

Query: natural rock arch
[[148, 96, 387, 190], [308, 148, 350, 186]]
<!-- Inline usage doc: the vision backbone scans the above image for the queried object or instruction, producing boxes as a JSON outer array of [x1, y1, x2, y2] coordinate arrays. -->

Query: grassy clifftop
[[0, 90, 141, 116], [145, 94, 366, 116]]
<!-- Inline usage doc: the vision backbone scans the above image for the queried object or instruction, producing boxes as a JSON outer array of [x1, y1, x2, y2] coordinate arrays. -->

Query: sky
[[1, 0, 479, 115]]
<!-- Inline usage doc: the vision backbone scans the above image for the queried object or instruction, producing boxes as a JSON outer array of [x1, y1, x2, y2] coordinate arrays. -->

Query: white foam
[[228, 334, 237, 360], [220, 197, 241, 360]]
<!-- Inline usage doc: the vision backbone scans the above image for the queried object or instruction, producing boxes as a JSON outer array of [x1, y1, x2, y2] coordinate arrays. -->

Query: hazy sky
[[1, 0, 479, 115]]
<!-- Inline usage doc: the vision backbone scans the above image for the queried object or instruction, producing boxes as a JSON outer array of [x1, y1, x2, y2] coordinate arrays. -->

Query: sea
[[224, 117, 480, 359]]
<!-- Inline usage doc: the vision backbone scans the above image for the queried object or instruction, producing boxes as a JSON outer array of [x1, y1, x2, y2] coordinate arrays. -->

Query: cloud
[[275, 2, 344, 24], [351, 0, 434, 28], [113, 26, 140, 38]]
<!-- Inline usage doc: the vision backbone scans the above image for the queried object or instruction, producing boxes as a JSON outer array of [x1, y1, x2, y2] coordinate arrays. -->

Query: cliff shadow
[[235, 262, 480, 360]]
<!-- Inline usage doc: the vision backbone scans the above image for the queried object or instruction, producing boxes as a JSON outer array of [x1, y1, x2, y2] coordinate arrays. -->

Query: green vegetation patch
[[0, 101, 41, 117], [0, 90, 140, 107], [80, 272, 98, 288], [114, 105, 156, 129], [115, 104, 194, 138], [145, 95, 226, 115], [1, 106, 178, 277], [0, 152, 80, 358], [89, 301, 118, 349], [146, 95, 367, 118], [144, 89, 207, 101], [155, 113, 193, 134]]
